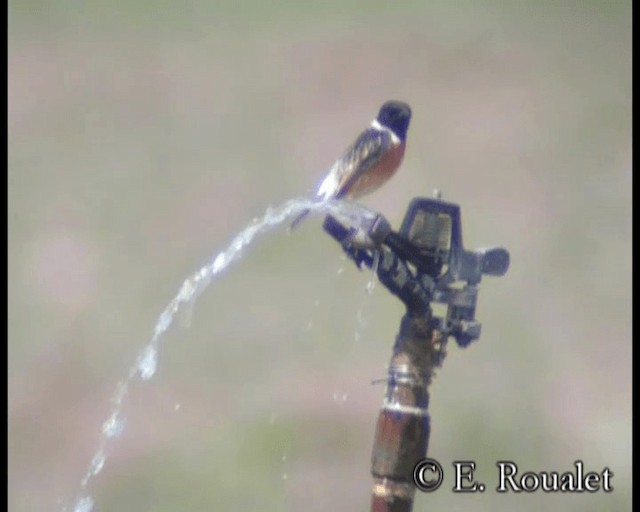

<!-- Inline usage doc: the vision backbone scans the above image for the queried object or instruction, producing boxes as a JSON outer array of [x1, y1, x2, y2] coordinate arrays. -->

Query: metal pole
[[370, 312, 445, 512]]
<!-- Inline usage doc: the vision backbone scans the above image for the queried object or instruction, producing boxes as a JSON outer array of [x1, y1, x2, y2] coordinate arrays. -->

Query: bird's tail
[[288, 208, 311, 232]]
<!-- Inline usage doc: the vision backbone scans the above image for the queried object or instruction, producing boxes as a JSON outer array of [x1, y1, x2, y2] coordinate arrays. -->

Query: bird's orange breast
[[345, 142, 406, 200]]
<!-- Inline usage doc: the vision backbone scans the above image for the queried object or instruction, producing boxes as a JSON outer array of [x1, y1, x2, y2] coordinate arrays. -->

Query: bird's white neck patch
[[371, 119, 401, 144]]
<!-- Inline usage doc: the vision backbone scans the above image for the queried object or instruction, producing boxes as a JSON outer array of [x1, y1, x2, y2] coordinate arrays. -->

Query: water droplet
[[356, 308, 367, 328], [197, 266, 209, 280], [354, 331, 360, 341], [174, 403, 181, 411], [333, 391, 348, 404], [282, 473, 288, 480], [73, 496, 94, 512], [154, 308, 173, 338], [89, 452, 105, 476], [337, 267, 344, 275], [178, 277, 196, 301], [366, 279, 375, 295], [313, 299, 320, 307], [281, 455, 287, 462], [231, 238, 244, 254], [137, 345, 157, 380], [305, 321, 313, 332], [102, 413, 126, 439], [269, 413, 277, 425], [211, 253, 226, 274], [111, 381, 128, 407]]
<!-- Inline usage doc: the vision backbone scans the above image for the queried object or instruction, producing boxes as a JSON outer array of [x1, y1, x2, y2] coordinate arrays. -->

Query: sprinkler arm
[[322, 197, 509, 347]]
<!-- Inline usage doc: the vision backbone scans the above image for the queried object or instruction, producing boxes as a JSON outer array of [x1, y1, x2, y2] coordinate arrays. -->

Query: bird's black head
[[377, 101, 412, 141]]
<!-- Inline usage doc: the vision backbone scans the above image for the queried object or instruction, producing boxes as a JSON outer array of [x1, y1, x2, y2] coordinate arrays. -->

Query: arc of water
[[68, 197, 377, 512]]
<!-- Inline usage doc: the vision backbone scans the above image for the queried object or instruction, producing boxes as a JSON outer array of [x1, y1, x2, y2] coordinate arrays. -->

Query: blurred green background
[[8, 1, 631, 511]]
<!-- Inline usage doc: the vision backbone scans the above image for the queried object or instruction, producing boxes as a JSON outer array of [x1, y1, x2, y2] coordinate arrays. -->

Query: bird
[[290, 100, 412, 230]]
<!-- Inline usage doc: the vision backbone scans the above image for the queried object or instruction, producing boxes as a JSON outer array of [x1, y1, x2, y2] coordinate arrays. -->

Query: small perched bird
[[290, 100, 412, 230]]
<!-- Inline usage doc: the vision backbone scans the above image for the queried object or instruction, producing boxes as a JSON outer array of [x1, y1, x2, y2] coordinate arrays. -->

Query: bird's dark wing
[[332, 128, 392, 199]]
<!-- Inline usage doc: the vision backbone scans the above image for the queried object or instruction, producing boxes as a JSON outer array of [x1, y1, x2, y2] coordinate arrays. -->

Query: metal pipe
[[370, 313, 445, 512]]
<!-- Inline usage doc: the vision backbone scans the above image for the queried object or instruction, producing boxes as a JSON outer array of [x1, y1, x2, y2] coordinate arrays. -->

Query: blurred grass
[[9, 1, 631, 511]]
